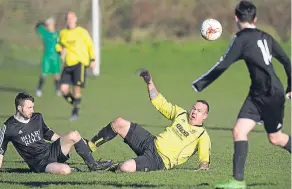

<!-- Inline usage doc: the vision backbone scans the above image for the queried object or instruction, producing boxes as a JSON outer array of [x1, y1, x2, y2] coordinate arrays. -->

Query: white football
[[200, 19, 222, 41]]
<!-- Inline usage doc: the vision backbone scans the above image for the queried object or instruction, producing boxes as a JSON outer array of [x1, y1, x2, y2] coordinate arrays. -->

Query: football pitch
[[0, 41, 290, 189]]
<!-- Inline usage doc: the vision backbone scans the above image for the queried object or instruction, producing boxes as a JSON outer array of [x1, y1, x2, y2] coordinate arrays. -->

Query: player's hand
[[90, 61, 96, 72], [60, 48, 66, 58], [286, 92, 291, 100], [137, 69, 152, 84]]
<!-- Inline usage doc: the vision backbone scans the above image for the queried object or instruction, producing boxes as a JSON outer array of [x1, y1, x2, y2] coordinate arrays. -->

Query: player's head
[[45, 17, 55, 32], [189, 100, 209, 125], [66, 11, 77, 29], [15, 92, 34, 119], [235, 1, 257, 26]]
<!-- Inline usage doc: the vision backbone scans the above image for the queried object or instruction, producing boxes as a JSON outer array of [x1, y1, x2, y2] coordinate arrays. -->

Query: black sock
[[54, 79, 59, 91], [283, 136, 291, 153], [74, 138, 95, 164], [233, 141, 248, 181], [37, 75, 46, 91], [72, 97, 81, 116], [63, 93, 74, 105], [91, 123, 117, 147]]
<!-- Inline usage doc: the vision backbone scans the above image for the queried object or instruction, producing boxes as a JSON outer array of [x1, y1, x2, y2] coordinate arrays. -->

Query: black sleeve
[[40, 115, 55, 141], [192, 35, 243, 92], [272, 37, 291, 93], [0, 124, 10, 155]]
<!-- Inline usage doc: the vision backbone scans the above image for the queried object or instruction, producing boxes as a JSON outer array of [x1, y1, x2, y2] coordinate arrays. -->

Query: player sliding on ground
[[0, 92, 113, 174], [192, 1, 291, 188], [87, 70, 211, 172]]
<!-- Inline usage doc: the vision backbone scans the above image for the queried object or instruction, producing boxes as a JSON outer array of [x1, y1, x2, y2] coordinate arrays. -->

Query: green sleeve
[[36, 24, 47, 37]]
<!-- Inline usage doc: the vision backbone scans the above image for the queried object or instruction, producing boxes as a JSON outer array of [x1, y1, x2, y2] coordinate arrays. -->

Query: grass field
[[0, 41, 290, 189]]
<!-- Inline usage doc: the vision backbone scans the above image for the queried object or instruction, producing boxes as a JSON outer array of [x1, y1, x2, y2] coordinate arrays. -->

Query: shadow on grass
[[0, 181, 210, 188], [0, 168, 32, 173], [0, 86, 31, 93]]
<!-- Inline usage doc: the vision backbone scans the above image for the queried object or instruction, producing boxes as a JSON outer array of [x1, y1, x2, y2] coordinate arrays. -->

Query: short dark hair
[[197, 100, 210, 113], [15, 92, 34, 109], [235, 1, 256, 23]]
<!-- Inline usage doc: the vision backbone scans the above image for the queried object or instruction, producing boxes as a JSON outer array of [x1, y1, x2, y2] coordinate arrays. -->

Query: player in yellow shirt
[[87, 69, 211, 172], [56, 11, 96, 120]]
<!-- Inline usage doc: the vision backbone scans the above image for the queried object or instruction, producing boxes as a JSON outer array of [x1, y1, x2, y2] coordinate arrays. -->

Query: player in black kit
[[192, 1, 291, 188], [0, 92, 113, 174]]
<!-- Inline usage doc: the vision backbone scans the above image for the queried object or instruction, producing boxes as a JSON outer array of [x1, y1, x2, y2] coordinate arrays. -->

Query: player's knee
[[112, 117, 128, 132], [67, 131, 81, 143], [268, 134, 282, 145], [59, 166, 72, 175], [119, 160, 136, 173], [60, 84, 69, 94]]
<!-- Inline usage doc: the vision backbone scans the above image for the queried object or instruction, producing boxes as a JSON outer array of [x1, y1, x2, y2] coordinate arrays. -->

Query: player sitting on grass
[[87, 70, 211, 172], [0, 92, 113, 174]]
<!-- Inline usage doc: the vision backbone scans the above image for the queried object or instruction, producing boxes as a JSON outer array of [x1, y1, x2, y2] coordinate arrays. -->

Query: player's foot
[[87, 160, 113, 171], [36, 90, 42, 97], [107, 162, 121, 172], [215, 179, 246, 189], [56, 90, 61, 97], [70, 114, 78, 121]]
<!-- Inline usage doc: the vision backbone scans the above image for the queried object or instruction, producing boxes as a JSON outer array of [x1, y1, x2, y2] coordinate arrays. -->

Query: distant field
[[0, 41, 290, 189]]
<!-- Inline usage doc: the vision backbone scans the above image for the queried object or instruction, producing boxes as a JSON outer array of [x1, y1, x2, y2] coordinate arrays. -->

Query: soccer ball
[[200, 19, 222, 41]]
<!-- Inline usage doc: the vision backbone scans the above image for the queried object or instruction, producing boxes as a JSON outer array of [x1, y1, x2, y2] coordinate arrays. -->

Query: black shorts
[[124, 123, 165, 172], [60, 63, 87, 87], [31, 138, 70, 173], [238, 92, 285, 133]]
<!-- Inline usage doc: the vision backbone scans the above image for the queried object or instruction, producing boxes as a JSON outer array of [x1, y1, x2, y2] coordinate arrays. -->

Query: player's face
[[189, 102, 208, 125], [66, 12, 77, 29], [46, 23, 55, 32], [18, 100, 34, 119]]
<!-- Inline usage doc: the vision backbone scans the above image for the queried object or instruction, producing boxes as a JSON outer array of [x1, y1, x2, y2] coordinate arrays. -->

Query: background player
[[192, 1, 291, 188], [56, 11, 96, 121], [0, 92, 112, 174], [87, 70, 211, 172], [35, 17, 61, 97]]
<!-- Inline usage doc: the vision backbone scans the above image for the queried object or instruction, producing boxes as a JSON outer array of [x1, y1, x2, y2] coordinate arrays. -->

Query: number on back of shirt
[[257, 39, 272, 65]]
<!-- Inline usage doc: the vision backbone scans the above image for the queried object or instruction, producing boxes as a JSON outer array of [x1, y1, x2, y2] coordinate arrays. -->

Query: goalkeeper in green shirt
[[35, 17, 61, 97]]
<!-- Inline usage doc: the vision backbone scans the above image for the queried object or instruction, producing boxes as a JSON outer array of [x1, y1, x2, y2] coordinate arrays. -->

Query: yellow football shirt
[[56, 26, 95, 67], [152, 93, 211, 169]]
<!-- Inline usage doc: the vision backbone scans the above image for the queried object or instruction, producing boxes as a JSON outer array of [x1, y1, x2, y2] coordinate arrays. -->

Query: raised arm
[[192, 35, 243, 92], [35, 21, 47, 37], [138, 69, 185, 120], [271, 37, 291, 97]]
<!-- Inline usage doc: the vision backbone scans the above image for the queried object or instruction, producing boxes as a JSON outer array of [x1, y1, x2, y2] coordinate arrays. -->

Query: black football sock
[[91, 123, 117, 147], [233, 141, 248, 181], [74, 138, 95, 164], [54, 79, 60, 92], [72, 97, 81, 116], [283, 136, 291, 153], [63, 93, 74, 105], [37, 75, 46, 91]]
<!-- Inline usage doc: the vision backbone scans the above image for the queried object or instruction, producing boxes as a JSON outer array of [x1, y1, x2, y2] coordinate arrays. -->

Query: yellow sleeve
[[81, 28, 95, 60], [198, 131, 211, 164], [151, 93, 186, 120], [55, 30, 64, 53]]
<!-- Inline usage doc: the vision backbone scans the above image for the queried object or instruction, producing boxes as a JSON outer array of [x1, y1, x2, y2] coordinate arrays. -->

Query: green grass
[[0, 41, 290, 189]]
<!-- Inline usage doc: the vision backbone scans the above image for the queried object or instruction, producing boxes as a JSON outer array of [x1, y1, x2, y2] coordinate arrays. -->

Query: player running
[[192, 1, 291, 188], [0, 92, 113, 174], [87, 70, 211, 172], [35, 17, 61, 97], [56, 11, 96, 121]]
